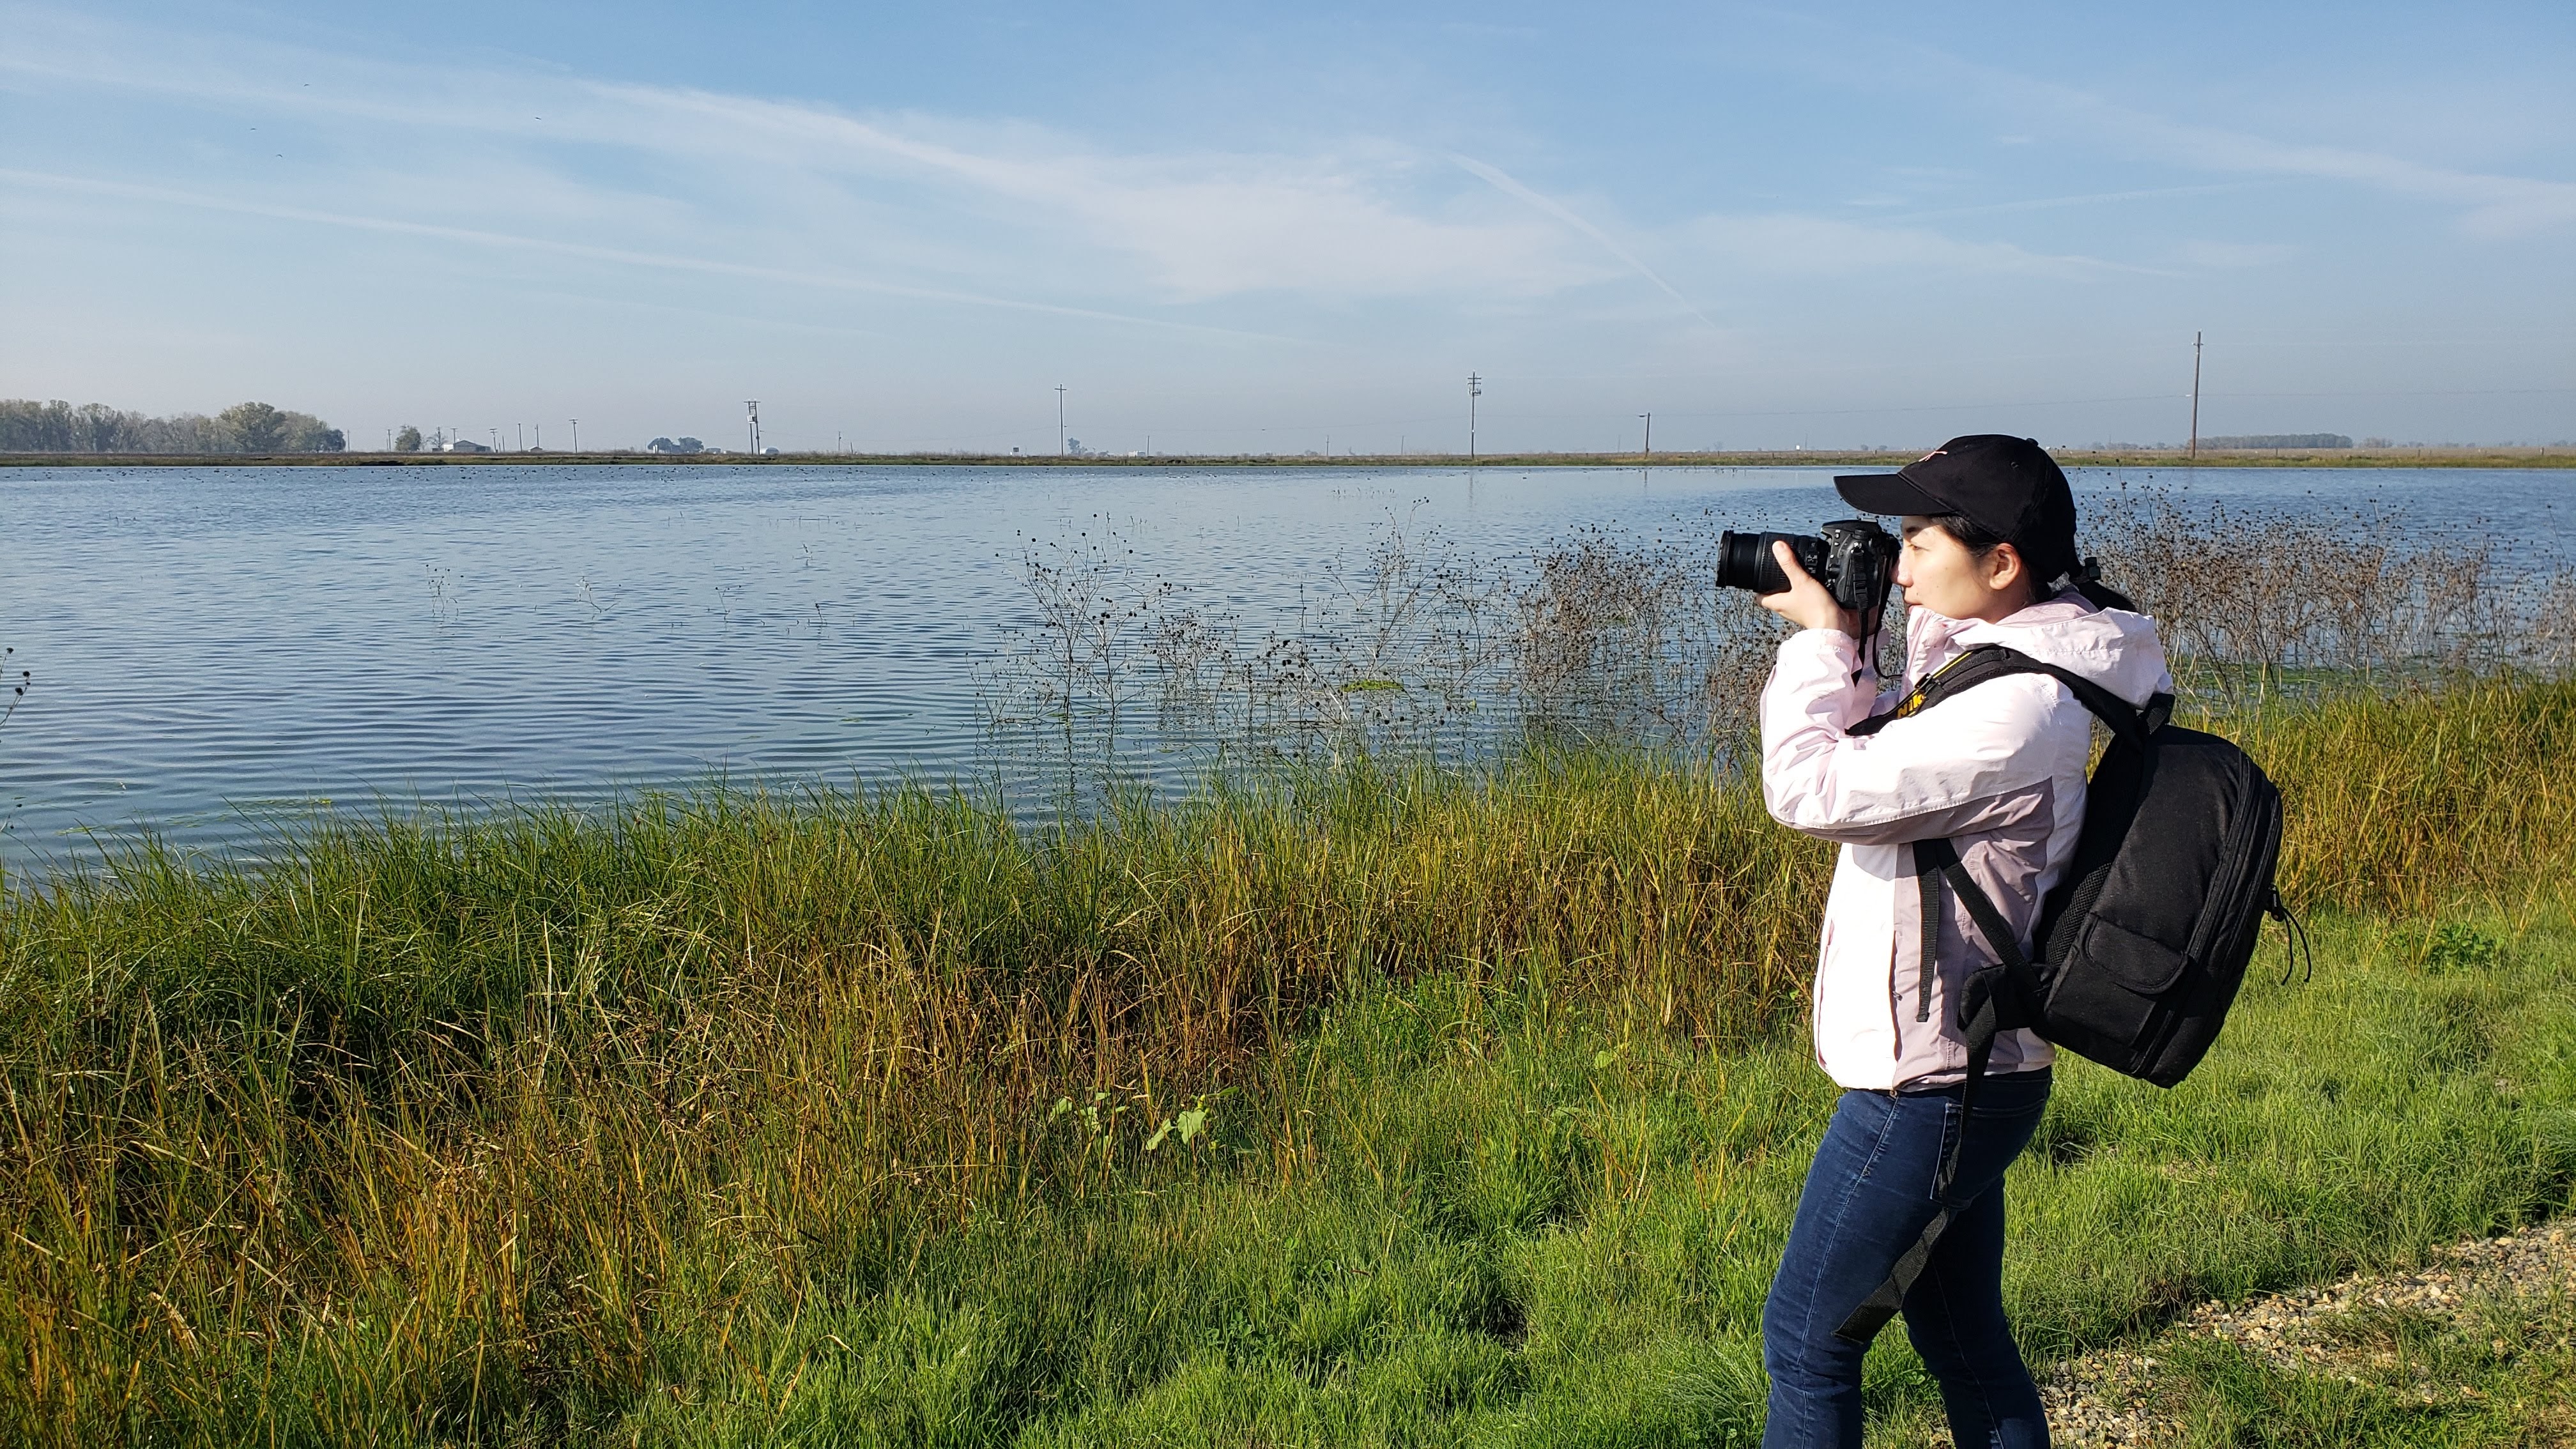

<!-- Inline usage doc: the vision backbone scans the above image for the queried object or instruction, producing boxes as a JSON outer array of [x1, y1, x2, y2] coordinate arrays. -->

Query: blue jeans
[[1761, 1068, 2052, 1449]]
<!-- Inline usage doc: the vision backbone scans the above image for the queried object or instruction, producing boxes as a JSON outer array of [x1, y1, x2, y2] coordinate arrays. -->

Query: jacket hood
[[1906, 595, 2174, 709]]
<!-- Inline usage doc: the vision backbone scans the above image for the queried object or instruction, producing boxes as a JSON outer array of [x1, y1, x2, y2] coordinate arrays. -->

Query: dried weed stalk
[[2084, 484, 2549, 706], [989, 486, 2574, 783]]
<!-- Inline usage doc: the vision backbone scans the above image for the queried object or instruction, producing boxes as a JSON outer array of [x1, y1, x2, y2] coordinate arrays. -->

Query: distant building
[[440, 438, 490, 454]]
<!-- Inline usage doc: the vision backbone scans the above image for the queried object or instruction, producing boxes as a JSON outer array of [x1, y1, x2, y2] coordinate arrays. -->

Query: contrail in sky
[[1452, 154, 1721, 330]]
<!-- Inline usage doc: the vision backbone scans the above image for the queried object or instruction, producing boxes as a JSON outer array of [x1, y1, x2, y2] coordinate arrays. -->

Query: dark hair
[[1924, 513, 2136, 611], [1924, 512, 2012, 557]]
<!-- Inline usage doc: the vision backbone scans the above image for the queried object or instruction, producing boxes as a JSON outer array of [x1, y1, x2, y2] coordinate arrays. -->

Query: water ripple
[[1, 461, 2559, 877]]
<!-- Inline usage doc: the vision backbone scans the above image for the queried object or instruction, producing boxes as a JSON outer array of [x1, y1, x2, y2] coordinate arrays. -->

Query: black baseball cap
[[1834, 435, 2080, 584]]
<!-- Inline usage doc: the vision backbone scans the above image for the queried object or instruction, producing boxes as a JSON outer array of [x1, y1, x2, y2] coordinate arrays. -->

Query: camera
[[1716, 519, 1897, 620]]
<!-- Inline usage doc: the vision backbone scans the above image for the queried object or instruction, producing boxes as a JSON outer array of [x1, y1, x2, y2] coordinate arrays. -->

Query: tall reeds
[[994, 484, 2573, 770], [0, 751, 1832, 1440], [6, 678, 2576, 1441], [2239, 677, 2576, 914]]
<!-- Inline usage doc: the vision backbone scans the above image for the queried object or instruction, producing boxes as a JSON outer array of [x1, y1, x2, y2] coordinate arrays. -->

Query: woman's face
[[1897, 517, 2032, 624]]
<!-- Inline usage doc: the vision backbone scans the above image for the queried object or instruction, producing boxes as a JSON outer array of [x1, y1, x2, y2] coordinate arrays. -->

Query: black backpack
[[1836, 643, 2297, 1345]]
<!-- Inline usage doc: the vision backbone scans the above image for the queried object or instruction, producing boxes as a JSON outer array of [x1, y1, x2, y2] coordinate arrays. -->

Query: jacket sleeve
[[1760, 628, 2069, 845]]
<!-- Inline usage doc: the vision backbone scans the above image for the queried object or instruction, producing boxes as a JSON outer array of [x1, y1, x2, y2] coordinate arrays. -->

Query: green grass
[[27, 902, 2558, 1446], [606, 905, 2576, 1448], [5, 681, 2576, 1445]]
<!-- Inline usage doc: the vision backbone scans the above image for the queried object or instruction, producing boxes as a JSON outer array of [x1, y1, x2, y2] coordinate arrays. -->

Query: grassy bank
[[5, 680, 2576, 1444]]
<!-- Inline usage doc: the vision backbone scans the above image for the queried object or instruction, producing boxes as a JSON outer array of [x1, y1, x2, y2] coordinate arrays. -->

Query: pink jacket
[[1760, 595, 2175, 1090]]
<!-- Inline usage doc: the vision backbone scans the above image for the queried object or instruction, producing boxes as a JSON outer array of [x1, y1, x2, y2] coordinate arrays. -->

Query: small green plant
[[2425, 923, 2504, 974], [1142, 1100, 1211, 1153], [1055, 1090, 1138, 1157]]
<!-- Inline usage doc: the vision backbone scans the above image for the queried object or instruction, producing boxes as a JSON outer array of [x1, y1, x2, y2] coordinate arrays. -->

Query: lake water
[[2, 463, 2566, 877]]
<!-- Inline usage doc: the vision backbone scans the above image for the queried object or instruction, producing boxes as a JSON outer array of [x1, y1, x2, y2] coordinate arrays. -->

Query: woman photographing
[[1752, 436, 2172, 1448]]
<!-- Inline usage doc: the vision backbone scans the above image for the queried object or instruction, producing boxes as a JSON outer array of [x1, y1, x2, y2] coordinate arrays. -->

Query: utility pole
[[490, 428, 500, 452], [569, 419, 579, 452], [746, 400, 760, 455], [2188, 332, 2203, 461], [1055, 385, 1068, 456], [1468, 373, 1482, 463], [1639, 412, 1652, 459], [517, 423, 525, 451], [535, 423, 542, 450]]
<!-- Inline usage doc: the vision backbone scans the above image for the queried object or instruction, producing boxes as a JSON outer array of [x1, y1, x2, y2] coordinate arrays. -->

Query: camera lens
[[1717, 530, 1810, 595]]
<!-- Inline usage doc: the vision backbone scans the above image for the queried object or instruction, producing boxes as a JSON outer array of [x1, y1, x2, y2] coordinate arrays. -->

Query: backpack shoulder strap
[[1851, 643, 2166, 747]]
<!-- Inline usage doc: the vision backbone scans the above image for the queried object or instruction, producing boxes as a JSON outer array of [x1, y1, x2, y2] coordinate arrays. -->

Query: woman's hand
[[1758, 540, 1864, 636]]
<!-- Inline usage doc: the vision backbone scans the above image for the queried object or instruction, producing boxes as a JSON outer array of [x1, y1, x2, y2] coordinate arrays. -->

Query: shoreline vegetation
[[4, 682, 2575, 1444], [6, 502, 2576, 1443], [5, 445, 2575, 470]]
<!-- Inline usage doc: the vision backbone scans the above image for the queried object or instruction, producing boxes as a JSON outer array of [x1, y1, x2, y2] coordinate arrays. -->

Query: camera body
[[1716, 518, 1897, 620]]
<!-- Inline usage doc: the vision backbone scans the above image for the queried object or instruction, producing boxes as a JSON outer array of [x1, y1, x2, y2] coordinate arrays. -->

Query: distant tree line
[[0, 399, 345, 454], [2200, 433, 2352, 450]]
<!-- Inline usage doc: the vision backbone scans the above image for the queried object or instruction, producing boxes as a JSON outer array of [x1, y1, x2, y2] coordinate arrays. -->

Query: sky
[[3, 0, 2571, 454]]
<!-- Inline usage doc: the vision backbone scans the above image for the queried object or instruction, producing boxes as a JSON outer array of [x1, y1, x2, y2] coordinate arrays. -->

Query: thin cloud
[[0, 169, 1315, 342], [2, 12, 1608, 304], [545, 84, 1600, 302], [1722, 6, 2576, 240], [1450, 153, 1722, 328], [1676, 212, 2171, 279], [1809, 20, 2576, 239], [2175, 240, 2299, 270], [2135, 116, 2576, 238], [2001, 75, 2576, 238], [1883, 183, 2260, 222]]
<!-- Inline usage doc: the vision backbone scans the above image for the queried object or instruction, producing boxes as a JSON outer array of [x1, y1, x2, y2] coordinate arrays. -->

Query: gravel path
[[2034, 1220, 2576, 1446]]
